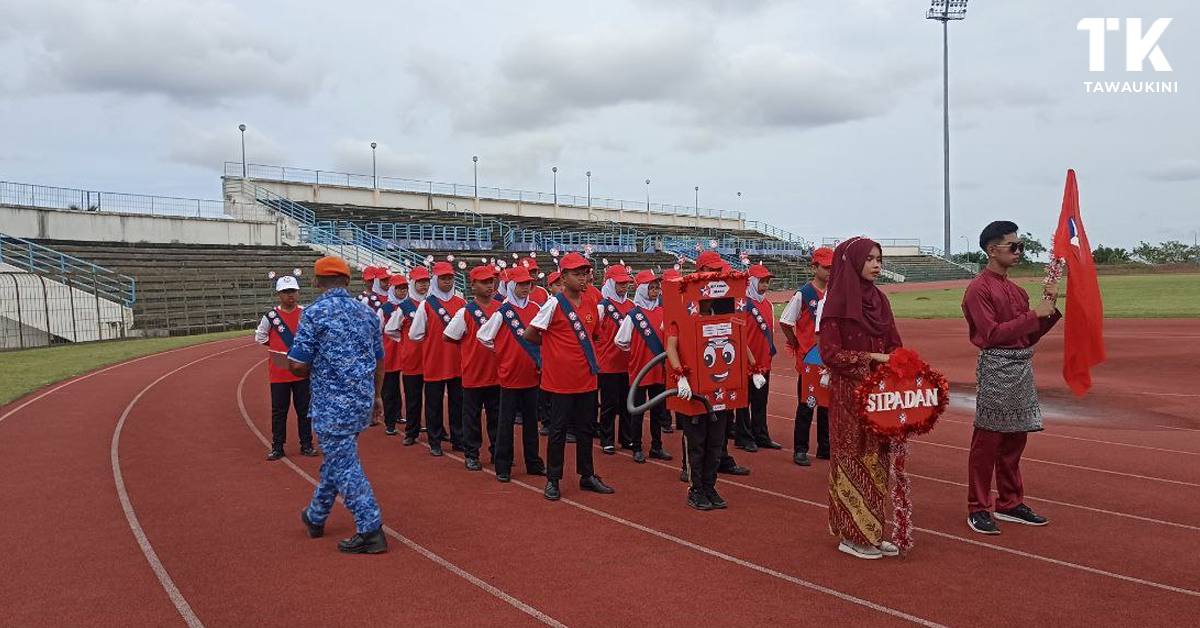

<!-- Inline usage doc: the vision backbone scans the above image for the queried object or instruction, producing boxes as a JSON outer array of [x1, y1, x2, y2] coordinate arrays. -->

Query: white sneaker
[[878, 541, 899, 557], [838, 540, 883, 560]]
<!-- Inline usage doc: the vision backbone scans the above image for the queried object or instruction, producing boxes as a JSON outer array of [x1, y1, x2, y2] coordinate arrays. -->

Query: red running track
[[1, 319, 1197, 627]]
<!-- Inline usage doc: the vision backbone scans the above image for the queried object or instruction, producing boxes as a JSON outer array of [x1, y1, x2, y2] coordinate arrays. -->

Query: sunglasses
[[994, 242, 1025, 254]]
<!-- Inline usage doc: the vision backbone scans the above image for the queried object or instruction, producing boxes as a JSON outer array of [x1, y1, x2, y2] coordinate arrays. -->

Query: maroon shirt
[[961, 269, 1061, 350]]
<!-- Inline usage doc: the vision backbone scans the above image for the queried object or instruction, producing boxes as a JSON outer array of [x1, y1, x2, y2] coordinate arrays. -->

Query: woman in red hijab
[[818, 237, 903, 560]]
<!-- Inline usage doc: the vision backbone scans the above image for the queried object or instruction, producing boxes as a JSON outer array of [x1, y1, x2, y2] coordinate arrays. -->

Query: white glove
[[676, 376, 692, 400], [752, 373, 767, 389], [819, 370, 830, 387]]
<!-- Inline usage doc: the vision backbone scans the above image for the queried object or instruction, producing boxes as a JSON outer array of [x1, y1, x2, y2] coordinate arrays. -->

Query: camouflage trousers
[[306, 433, 383, 534]]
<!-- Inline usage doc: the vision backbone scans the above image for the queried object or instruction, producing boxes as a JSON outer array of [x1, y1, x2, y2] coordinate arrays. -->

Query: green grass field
[[887, 273, 1200, 319], [0, 330, 248, 407]]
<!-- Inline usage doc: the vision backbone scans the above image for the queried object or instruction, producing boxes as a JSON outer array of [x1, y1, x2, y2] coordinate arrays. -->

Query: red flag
[[1052, 169, 1106, 396]]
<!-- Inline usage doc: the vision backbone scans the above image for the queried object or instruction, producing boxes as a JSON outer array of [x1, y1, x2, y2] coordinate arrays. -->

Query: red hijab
[[822, 236, 895, 338]]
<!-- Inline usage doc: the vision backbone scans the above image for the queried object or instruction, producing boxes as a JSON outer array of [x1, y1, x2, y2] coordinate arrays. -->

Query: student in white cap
[[255, 270, 316, 460]]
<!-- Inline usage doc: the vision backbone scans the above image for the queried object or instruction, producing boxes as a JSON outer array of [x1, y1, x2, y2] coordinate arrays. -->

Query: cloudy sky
[[1, 0, 1196, 252]]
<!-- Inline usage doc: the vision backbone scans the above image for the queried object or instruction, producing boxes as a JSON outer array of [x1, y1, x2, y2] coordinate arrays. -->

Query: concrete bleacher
[[33, 240, 323, 335]]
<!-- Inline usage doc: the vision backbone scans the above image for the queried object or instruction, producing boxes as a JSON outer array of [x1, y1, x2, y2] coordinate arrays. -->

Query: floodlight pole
[[927, 1, 967, 258]]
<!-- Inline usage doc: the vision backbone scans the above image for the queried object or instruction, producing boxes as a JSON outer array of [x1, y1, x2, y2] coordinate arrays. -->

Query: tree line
[[951, 233, 1200, 266]]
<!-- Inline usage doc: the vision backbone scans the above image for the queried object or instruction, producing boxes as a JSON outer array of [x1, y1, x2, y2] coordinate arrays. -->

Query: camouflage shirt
[[288, 288, 384, 435]]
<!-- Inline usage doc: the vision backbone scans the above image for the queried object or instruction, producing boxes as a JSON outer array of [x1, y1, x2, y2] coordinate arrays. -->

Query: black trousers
[[402, 374, 425, 439], [496, 386, 546, 475], [270, 380, 312, 450], [424, 377, 463, 449], [795, 401, 830, 456], [538, 387, 551, 428], [462, 385, 500, 460], [630, 384, 666, 452], [382, 371, 404, 429], [678, 410, 738, 472], [547, 391, 597, 482], [735, 373, 773, 446], [680, 411, 728, 490], [597, 372, 632, 448]]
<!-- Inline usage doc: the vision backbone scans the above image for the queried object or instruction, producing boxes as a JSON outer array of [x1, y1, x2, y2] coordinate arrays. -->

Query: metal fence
[[1, 232, 137, 306], [0, 272, 133, 349], [225, 162, 746, 221], [1, 180, 263, 221]]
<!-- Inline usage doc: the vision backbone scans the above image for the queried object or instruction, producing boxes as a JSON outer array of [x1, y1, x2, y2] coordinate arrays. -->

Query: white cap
[[275, 276, 300, 292]]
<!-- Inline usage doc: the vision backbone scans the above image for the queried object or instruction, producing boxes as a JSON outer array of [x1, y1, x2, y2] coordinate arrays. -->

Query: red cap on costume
[[432, 261, 455, 276], [547, 271, 562, 285], [519, 257, 539, 270], [388, 273, 409, 287], [748, 264, 774, 280], [604, 265, 633, 283], [558, 252, 592, 271], [634, 270, 657, 285], [695, 250, 724, 270], [507, 266, 533, 283], [409, 267, 432, 282], [315, 257, 352, 278], [811, 247, 835, 267], [662, 269, 683, 281], [469, 265, 498, 281]]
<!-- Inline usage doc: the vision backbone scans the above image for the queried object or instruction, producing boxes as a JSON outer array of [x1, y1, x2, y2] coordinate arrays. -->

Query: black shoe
[[759, 441, 783, 450], [300, 509, 324, 538], [497, 473, 511, 483], [579, 475, 615, 494], [430, 447, 444, 457], [687, 488, 713, 511], [566, 433, 577, 444], [967, 511, 1002, 535], [338, 528, 388, 554], [299, 446, 318, 457], [650, 449, 673, 461], [544, 480, 561, 501], [602, 445, 615, 455], [995, 503, 1049, 526], [528, 466, 547, 477], [385, 427, 398, 436], [737, 442, 758, 453], [514, 415, 524, 425], [816, 452, 831, 460], [465, 458, 482, 471], [402, 436, 417, 446], [539, 426, 550, 436], [679, 470, 689, 483], [267, 449, 284, 461], [706, 488, 727, 509], [620, 442, 635, 451], [451, 444, 466, 452], [720, 465, 751, 476], [632, 451, 646, 464], [794, 452, 811, 466]]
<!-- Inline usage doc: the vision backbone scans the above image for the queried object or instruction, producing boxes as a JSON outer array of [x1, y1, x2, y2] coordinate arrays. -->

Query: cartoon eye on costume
[[722, 343, 735, 365], [703, 345, 717, 368]]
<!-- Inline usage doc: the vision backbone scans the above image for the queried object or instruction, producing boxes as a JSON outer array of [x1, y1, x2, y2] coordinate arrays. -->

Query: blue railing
[[0, 233, 136, 306]]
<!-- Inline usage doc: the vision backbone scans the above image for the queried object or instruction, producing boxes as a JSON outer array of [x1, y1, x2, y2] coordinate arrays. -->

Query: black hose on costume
[[626, 351, 717, 423]]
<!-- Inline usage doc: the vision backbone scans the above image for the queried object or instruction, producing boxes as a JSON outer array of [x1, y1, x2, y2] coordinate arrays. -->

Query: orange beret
[[315, 256, 351, 278]]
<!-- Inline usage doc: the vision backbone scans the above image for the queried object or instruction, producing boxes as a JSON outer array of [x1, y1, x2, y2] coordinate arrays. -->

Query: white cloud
[[331, 139, 432, 179], [1143, 160, 1200, 183], [0, 0, 317, 104], [168, 123, 289, 172]]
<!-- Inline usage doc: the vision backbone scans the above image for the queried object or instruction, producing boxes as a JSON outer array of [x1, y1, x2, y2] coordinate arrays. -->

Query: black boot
[[338, 528, 388, 554], [300, 509, 324, 538]]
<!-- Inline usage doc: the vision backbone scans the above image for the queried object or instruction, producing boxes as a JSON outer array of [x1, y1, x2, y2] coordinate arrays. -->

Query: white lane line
[[113, 344, 251, 628], [1159, 425, 1200, 433], [1139, 392, 1200, 398], [768, 413, 1200, 487], [235, 361, 568, 628], [1, 336, 248, 427], [612, 447, 1200, 598], [437, 450, 954, 628], [936, 417, 1200, 457]]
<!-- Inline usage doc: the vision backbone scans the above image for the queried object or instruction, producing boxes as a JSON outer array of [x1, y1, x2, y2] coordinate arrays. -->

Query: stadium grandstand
[[0, 164, 975, 348]]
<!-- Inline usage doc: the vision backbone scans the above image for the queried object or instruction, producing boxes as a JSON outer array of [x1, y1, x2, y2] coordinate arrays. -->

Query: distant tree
[[1019, 232, 1047, 263], [1091, 245, 1132, 265], [952, 251, 986, 265], [1133, 240, 1195, 264]]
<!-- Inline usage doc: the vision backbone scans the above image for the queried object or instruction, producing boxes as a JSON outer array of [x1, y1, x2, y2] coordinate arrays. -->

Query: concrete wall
[[0, 265, 133, 348], [0, 204, 282, 246], [237, 177, 744, 232]]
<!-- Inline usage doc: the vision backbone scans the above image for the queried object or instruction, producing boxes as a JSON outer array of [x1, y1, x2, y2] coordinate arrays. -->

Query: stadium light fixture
[[645, 179, 650, 214], [238, 124, 247, 178], [472, 156, 479, 200], [370, 142, 378, 189], [926, 0, 969, 257], [694, 186, 700, 225], [586, 171, 592, 209], [552, 166, 558, 205]]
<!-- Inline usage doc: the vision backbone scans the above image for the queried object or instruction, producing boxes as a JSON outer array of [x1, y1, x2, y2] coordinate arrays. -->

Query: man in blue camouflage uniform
[[288, 256, 388, 554]]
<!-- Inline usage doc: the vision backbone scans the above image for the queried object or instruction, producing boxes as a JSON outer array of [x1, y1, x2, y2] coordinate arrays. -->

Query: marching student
[[615, 270, 673, 463], [386, 267, 430, 447], [780, 247, 835, 466], [477, 264, 548, 482], [493, 269, 511, 303], [595, 264, 635, 457], [519, 257, 551, 305], [359, 266, 387, 309], [735, 264, 781, 452], [537, 270, 565, 437], [380, 272, 409, 435], [444, 265, 501, 472], [524, 252, 614, 501], [288, 256, 387, 554], [408, 261, 465, 457], [962, 221, 1060, 535], [255, 271, 315, 460]]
